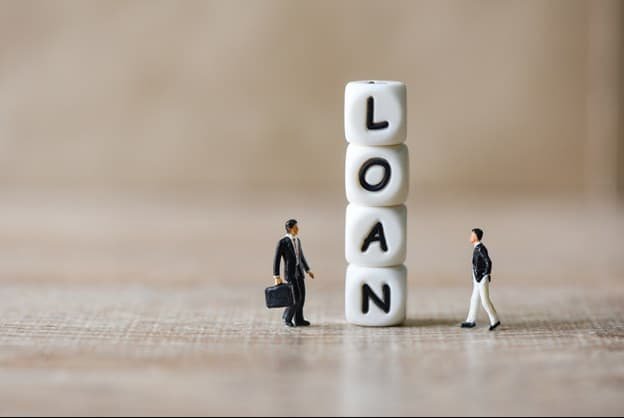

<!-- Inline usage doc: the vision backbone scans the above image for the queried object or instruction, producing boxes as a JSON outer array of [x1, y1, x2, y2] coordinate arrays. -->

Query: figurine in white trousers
[[462, 228, 501, 331]]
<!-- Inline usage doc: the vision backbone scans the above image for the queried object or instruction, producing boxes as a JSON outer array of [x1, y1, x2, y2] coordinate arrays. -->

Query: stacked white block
[[344, 80, 408, 327]]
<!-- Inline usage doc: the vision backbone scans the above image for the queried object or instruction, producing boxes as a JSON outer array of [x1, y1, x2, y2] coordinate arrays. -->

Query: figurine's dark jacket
[[472, 243, 492, 283], [274, 237, 310, 282]]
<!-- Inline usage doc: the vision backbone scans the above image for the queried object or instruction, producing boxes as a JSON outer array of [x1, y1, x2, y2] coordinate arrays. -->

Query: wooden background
[[0, 190, 622, 416]]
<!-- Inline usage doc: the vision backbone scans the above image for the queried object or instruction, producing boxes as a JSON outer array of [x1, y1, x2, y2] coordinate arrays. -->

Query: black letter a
[[362, 284, 391, 314], [361, 222, 388, 253]]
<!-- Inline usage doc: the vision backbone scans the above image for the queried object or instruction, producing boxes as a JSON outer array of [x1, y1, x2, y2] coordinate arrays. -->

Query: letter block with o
[[345, 144, 409, 207]]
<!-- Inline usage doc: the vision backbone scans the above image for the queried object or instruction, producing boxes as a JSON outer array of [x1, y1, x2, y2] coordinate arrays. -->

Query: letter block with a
[[345, 204, 407, 268]]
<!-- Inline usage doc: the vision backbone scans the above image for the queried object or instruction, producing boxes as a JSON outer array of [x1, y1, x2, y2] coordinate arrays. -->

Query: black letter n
[[362, 284, 391, 314]]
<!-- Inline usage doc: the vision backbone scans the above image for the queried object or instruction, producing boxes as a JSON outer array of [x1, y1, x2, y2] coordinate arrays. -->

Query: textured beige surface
[[0, 192, 622, 416], [0, 282, 623, 416]]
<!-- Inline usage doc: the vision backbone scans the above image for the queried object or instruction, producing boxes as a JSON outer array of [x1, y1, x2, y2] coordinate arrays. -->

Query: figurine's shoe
[[295, 320, 311, 327], [284, 321, 295, 328], [489, 321, 501, 331], [461, 322, 476, 329]]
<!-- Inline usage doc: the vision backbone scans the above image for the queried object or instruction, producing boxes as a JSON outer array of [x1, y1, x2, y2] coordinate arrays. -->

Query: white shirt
[[286, 234, 302, 266]]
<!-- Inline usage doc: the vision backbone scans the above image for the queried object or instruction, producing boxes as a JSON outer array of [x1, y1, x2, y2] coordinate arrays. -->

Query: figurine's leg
[[294, 278, 306, 324], [283, 305, 293, 323], [284, 279, 300, 325], [479, 279, 499, 326], [283, 304, 295, 325], [466, 279, 480, 324]]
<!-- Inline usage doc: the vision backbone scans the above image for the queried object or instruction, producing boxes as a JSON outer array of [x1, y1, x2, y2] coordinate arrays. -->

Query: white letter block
[[346, 144, 409, 207], [344, 80, 407, 146], [346, 204, 406, 267], [346, 264, 407, 327]]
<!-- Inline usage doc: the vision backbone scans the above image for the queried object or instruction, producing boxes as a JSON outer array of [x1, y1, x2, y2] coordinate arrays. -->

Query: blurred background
[[0, 0, 621, 284], [0, 0, 622, 196], [0, 1, 622, 415]]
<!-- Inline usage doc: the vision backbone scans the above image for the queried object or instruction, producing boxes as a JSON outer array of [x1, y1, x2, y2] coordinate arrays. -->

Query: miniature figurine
[[273, 219, 315, 327], [461, 228, 501, 331]]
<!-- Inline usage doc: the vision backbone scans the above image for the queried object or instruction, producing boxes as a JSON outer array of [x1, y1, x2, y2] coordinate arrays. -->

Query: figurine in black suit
[[273, 219, 315, 327], [461, 228, 501, 331]]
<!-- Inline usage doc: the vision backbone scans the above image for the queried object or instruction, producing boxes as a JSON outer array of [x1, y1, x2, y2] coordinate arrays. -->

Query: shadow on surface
[[403, 318, 459, 328]]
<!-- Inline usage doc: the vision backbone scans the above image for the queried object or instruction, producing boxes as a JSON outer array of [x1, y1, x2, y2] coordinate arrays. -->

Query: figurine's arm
[[301, 247, 310, 272], [300, 244, 315, 279], [273, 240, 284, 284]]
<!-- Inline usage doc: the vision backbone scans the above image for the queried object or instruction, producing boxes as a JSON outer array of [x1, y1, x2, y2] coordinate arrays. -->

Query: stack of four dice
[[344, 80, 409, 327]]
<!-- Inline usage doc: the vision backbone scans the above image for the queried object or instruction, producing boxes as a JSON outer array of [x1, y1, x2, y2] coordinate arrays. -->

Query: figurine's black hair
[[472, 228, 484, 241], [285, 219, 298, 233]]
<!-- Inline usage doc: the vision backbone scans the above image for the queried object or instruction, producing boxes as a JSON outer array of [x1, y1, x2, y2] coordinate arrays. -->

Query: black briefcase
[[265, 283, 295, 309]]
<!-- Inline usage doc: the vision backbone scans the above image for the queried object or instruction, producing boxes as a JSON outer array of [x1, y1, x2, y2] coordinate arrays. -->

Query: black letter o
[[359, 158, 391, 192]]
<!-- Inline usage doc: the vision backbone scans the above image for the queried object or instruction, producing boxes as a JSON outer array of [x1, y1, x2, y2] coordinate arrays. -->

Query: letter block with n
[[345, 265, 407, 327]]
